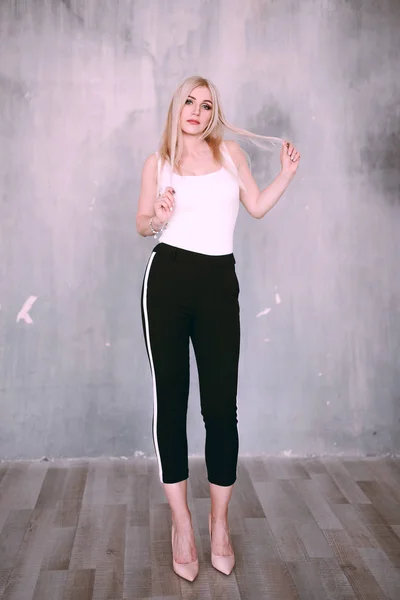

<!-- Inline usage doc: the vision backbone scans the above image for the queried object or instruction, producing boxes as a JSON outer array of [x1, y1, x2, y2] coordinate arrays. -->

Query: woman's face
[[180, 86, 213, 135]]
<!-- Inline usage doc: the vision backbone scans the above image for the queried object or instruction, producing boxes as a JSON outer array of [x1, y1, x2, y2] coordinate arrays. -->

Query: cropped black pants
[[141, 242, 240, 486]]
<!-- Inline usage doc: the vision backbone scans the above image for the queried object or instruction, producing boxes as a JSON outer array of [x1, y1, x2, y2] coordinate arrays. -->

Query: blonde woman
[[136, 75, 300, 582]]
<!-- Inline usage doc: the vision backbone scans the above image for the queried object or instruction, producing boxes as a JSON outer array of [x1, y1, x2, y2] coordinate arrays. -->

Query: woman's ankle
[[210, 511, 228, 523], [171, 510, 193, 527]]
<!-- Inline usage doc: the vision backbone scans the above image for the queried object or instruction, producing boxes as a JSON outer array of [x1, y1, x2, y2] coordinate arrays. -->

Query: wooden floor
[[0, 457, 400, 599]]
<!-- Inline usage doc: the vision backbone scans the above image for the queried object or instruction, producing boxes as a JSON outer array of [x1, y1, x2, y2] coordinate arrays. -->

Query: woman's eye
[[185, 99, 211, 109]]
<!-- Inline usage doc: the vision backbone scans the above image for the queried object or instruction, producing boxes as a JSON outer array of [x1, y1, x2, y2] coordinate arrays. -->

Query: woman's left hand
[[280, 140, 300, 176]]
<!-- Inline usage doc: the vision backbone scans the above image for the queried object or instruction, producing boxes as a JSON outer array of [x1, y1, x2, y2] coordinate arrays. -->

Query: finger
[[165, 186, 175, 195], [164, 191, 175, 202], [163, 197, 175, 212], [156, 197, 168, 209], [162, 195, 172, 208], [160, 189, 174, 201], [160, 200, 171, 212], [161, 199, 172, 211], [164, 192, 175, 209], [158, 194, 173, 209]]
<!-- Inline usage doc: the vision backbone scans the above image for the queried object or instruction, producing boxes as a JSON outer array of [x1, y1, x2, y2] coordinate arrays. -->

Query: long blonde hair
[[158, 75, 284, 176]]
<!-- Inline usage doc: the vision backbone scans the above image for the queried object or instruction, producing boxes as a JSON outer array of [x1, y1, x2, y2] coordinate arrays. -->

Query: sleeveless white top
[[156, 143, 240, 255]]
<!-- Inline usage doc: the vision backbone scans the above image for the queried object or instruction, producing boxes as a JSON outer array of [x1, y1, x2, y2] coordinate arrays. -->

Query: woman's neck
[[181, 134, 210, 158]]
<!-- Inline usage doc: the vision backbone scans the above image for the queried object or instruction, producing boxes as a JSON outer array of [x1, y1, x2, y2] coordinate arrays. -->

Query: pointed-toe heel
[[208, 513, 235, 576], [171, 525, 199, 582], [172, 557, 199, 582]]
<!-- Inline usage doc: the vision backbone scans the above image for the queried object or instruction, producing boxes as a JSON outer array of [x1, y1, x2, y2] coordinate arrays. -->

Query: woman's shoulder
[[143, 152, 170, 168], [143, 152, 158, 167], [141, 153, 159, 183], [222, 140, 245, 168], [223, 140, 241, 152], [142, 152, 160, 172]]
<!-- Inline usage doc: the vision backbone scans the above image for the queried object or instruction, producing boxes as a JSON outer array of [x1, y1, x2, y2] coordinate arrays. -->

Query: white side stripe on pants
[[142, 251, 163, 483]]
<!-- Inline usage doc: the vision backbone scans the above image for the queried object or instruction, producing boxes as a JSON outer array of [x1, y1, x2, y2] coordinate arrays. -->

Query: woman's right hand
[[154, 187, 175, 224]]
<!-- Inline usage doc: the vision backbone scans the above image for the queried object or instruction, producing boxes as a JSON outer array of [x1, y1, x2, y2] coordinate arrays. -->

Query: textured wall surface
[[0, 0, 399, 460]]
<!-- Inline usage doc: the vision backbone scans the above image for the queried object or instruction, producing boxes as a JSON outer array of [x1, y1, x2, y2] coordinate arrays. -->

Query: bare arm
[[136, 153, 162, 236], [224, 140, 299, 219], [136, 153, 176, 236]]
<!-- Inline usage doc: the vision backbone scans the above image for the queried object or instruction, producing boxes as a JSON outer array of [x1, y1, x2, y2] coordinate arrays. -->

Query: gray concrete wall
[[0, 0, 399, 460]]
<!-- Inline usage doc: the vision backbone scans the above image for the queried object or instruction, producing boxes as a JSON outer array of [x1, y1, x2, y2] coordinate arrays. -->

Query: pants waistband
[[153, 243, 236, 266]]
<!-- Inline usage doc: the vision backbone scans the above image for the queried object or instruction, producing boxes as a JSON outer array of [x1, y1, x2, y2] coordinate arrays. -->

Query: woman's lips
[[187, 120, 200, 124]]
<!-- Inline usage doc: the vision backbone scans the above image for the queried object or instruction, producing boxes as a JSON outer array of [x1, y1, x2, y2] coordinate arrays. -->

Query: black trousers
[[141, 242, 240, 486]]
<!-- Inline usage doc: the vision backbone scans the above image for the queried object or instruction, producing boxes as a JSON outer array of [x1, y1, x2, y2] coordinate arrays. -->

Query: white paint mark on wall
[[282, 449, 293, 457], [263, 338, 271, 343], [256, 308, 271, 317], [16, 296, 38, 324], [275, 292, 281, 304], [105, 342, 111, 346]]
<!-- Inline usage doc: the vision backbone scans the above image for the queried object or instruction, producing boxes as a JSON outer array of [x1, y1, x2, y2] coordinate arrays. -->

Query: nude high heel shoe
[[171, 523, 199, 582], [208, 513, 235, 575]]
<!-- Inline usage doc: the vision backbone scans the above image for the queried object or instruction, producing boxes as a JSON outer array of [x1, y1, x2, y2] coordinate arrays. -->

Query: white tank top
[[156, 143, 240, 255]]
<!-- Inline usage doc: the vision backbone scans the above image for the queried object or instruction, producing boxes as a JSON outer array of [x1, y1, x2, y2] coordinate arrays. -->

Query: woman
[[136, 75, 300, 582]]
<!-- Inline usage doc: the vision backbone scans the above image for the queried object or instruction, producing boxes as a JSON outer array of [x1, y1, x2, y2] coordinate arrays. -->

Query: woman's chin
[[181, 127, 204, 136]]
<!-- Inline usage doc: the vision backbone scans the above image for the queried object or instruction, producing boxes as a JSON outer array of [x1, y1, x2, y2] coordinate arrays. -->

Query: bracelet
[[149, 216, 168, 239]]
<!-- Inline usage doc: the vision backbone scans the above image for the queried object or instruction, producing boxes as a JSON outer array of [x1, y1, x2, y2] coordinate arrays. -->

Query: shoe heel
[[171, 524, 199, 582], [208, 513, 235, 576]]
